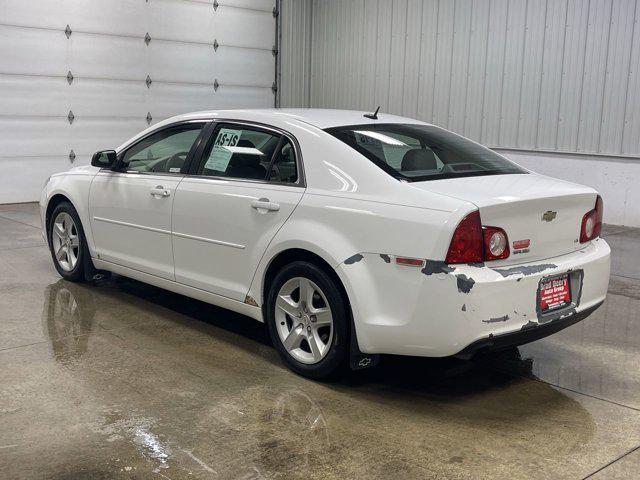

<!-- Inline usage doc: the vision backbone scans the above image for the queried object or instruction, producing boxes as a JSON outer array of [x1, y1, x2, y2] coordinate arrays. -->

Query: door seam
[[170, 175, 187, 281], [245, 187, 307, 305]]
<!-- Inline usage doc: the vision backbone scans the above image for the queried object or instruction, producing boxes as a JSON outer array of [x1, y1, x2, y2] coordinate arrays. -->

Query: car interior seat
[[401, 149, 438, 171], [227, 139, 267, 179]]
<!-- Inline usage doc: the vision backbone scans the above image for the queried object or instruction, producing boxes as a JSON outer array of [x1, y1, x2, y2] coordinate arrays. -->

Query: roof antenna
[[364, 106, 380, 120]]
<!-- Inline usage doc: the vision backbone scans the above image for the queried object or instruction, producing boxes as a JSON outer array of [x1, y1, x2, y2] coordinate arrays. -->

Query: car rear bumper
[[337, 238, 610, 357], [454, 300, 603, 359]]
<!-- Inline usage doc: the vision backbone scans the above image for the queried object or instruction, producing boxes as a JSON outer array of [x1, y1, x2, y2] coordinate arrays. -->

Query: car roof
[[161, 108, 430, 129], [116, 108, 431, 153]]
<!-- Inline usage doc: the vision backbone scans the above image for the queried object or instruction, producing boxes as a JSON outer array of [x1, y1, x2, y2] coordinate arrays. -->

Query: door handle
[[251, 198, 280, 212], [150, 185, 171, 198]]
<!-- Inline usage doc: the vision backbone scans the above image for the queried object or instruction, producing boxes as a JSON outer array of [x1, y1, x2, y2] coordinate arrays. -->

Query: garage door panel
[[71, 80, 148, 118], [214, 49, 274, 85], [0, 77, 69, 116], [61, 0, 148, 36], [148, 43, 214, 84], [0, 0, 276, 203], [149, 84, 222, 116], [148, 0, 215, 45], [223, 0, 275, 11], [0, 28, 68, 76], [149, 84, 272, 117], [0, 157, 75, 204], [205, 87, 273, 109], [212, 9, 275, 48], [0, 0, 147, 36], [0, 119, 71, 157], [70, 118, 146, 154], [147, 0, 275, 47], [69, 35, 147, 80]]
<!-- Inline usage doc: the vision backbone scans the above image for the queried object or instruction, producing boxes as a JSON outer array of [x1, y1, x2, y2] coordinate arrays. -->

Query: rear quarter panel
[[247, 121, 474, 328]]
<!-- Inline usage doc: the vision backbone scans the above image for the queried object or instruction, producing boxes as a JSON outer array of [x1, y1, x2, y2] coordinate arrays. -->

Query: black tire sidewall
[[266, 261, 349, 380], [48, 202, 87, 282]]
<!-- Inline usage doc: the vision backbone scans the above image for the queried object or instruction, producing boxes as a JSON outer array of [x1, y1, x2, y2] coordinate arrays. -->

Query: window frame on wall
[[188, 119, 305, 188]]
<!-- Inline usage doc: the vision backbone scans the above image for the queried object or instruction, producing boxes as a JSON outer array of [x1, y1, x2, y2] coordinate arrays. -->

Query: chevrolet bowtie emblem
[[542, 210, 557, 222]]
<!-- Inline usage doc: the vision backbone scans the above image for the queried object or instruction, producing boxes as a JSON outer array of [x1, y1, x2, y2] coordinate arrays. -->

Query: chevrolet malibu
[[41, 109, 610, 379]]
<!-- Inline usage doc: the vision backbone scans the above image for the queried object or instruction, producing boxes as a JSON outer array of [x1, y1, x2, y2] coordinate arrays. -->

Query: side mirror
[[91, 150, 117, 169]]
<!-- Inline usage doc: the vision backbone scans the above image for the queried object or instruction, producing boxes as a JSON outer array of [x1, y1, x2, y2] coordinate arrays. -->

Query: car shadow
[[43, 273, 540, 395]]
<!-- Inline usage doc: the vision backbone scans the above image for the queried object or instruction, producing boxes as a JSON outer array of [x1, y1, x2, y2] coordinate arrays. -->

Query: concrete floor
[[0, 203, 639, 480]]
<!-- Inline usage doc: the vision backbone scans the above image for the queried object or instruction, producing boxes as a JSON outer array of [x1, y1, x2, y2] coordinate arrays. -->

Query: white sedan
[[40, 109, 610, 379]]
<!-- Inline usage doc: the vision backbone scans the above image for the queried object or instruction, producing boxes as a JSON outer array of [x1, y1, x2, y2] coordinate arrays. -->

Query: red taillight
[[446, 210, 511, 264], [483, 226, 510, 260], [445, 210, 484, 264], [580, 195, 603, 243]]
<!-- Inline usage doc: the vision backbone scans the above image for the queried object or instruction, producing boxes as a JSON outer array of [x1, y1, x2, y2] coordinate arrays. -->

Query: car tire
[[266, 261, 349, 380], [48, 201, 92, 283]]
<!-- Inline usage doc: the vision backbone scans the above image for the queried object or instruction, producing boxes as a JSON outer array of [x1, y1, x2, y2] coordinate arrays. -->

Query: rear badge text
[[512, 239, 531, 254]]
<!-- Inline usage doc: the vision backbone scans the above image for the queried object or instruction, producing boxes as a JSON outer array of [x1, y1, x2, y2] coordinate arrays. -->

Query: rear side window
[[326, 123, 527, 182], [268, 140, 298, 183], [197, 124, 298, 183]]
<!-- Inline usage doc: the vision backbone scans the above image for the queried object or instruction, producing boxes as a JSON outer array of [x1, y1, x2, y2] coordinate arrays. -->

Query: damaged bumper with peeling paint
[[337, 238, 610, 358]]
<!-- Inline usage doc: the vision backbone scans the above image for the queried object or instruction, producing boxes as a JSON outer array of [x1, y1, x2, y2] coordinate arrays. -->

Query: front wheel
[[48, 202, 90, 282], [266, 261, 349, 380]]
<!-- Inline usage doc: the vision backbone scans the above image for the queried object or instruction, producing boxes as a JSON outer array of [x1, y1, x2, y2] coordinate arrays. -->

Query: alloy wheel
[[52, 212, 80, 272], [275, 277, 334, 364]]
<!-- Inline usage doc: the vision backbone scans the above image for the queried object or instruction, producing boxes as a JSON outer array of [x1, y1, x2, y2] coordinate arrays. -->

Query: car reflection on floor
[[2, 202, 637, 478]]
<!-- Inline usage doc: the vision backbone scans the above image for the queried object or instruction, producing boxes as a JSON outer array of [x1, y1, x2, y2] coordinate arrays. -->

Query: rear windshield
[[325, 123, 527, 181]]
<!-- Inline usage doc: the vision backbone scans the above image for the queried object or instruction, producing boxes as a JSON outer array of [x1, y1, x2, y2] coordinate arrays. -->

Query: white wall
[[0, 0, 277, 204], [500, 150, 640, 227], [280, 0, 640, 227]]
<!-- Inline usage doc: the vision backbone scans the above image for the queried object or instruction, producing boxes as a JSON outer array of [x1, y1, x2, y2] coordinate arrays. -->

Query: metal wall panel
[[0, 0, 276, 203], [599, 0, 637, 154], [283, 0, 640, 158], [280, 0, 312, 107], [556, 0, 590, 152], [623, 2, 640, 155]]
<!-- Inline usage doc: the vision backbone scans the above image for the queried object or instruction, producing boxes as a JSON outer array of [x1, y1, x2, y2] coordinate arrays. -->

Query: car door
[[89, 121, 208, 280], [172, 121, 305, 301]]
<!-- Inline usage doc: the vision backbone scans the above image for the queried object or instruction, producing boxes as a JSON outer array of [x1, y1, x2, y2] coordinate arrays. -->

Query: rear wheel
[[266, 261, 349, 379], [48, 202, 90, 282]]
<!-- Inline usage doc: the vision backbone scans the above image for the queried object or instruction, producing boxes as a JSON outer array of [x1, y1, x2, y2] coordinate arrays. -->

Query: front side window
[[326, 123, 527, 181], [121, 123, 204, 174], [197, 124, 298, 183]]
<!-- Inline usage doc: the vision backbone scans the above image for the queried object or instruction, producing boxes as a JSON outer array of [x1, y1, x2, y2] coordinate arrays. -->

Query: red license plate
[[539, 275, 571, 311]]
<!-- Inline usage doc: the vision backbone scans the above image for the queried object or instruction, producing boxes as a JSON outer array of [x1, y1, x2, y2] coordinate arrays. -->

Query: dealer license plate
[[539, 274, 571, 312]]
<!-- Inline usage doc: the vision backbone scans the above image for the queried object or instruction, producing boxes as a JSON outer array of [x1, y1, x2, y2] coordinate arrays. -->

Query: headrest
[[401, 149, 437, 171], [230, 153, 260, 167]]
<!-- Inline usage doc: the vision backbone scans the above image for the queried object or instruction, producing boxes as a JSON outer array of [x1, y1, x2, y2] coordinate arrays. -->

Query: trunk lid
[[410, 174, 597, 265]]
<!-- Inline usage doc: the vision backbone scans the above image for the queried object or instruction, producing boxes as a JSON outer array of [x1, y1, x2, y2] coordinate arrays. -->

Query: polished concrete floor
[[1, 203, 639, 479]]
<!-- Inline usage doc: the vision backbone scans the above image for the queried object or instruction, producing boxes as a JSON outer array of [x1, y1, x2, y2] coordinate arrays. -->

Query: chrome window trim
[[96, 170, 187, 178], [172, 231, 246, 250], [93, 216, 171, 235]]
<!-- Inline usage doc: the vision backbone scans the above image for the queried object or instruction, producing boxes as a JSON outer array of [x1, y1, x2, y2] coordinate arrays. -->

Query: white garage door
[[0, 0, 278, 203]]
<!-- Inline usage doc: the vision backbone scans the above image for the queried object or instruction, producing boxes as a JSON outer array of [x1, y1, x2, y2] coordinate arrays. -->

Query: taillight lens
[[580, 195, 603, 243], [446, 210, 511, 264], [483, 227, 510, 260], [445, 210, 484, 264]]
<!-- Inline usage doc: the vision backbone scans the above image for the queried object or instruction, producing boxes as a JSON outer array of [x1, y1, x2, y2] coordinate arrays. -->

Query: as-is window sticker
[[204, 128, 243, 172]]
